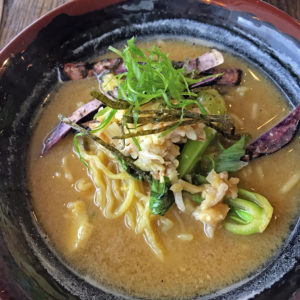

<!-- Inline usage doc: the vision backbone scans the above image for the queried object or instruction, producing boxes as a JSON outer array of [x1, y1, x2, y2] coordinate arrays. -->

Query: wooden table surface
[[0, 0, 299, 51]]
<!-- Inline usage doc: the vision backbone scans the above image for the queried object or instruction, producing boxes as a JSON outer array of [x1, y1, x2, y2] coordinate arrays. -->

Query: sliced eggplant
[[242, 104, 300, 161], [41, 99, 102, 155]]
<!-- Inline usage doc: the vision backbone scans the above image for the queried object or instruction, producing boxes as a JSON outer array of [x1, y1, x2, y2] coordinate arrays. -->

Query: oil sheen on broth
[[28, 39, 300, 299]]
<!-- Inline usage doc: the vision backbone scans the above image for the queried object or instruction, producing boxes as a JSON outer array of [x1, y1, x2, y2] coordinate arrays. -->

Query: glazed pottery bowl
[[0, 0, 299, 299]]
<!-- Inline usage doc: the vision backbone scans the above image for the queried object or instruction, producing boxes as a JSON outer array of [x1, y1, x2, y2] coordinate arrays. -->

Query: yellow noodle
[[79, 146, 164, 259], [75, 178, 93, 192], [125, 210, 135, 230], [256, 165, 264, 180], [82, 152, 131, 180], [112, 179, 124, 202], [280, 173, 300, 194], [61, 155, 74, 182], [135, 201, 149, 234], [103, 172, 115, 218], [113, 179, 136, 218], [177, 233, 193, 241], [95, 189, 105, 211], [144, 226, 164, 261]]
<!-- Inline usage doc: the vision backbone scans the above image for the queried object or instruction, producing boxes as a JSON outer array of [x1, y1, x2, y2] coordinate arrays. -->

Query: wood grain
[[264, 0, 300, 20], [0, 0, 70, 50], [0, 0, 299, 50]]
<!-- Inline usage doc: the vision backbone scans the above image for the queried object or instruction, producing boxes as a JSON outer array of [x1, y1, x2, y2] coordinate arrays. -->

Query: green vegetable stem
[[178, 127, 216, 178]]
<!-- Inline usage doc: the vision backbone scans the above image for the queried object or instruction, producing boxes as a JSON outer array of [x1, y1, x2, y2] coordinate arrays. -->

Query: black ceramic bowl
[[0, 0, 299, 299]]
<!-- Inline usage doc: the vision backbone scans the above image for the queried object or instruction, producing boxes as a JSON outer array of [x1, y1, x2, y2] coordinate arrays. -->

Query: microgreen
[[108, 37, 208, 135], [90, 108, 117, 133], [73, 133, 89, 170], [93, 106, 110, 119]]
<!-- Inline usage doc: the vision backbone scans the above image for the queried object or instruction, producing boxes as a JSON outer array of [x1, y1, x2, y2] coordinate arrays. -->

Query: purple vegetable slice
[[242, 104, 300, 161], [63, 62, 88, 80], [62, 49, 225, 81], [41, 99, 102, 155], [63, 59, 122, 80], [205, 68, 242, 86], [182, 49, 224, 74], [189, 68, 242, 88], [90, 59, 125, 76]]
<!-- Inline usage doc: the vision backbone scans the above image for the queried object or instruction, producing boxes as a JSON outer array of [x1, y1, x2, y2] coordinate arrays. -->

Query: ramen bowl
[[0, 0, 299, 299]]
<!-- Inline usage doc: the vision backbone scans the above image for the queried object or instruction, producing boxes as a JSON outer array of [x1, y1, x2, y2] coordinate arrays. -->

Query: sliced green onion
[[90, 108, 117, 133], [73, 133, 89, 170], [93, 106, 110, 119]]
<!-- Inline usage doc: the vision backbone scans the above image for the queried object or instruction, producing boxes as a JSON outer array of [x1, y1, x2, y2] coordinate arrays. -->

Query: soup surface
[[28, 39, 300, 299]]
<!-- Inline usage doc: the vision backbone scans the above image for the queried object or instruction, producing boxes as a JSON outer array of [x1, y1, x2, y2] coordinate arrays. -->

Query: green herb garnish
[[90, 108, 117, 133], [150, 177, 174, 216], [73, 132, 89, 169], [215, 135, 248, 172], [108, 37, 209, 134]]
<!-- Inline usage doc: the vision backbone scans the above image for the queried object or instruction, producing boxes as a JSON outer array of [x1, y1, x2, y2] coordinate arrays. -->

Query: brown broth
[[28, 39, 300, 299]]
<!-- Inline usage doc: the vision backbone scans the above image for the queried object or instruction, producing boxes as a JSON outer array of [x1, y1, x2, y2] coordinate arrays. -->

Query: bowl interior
[[0, 0, 299, 299]]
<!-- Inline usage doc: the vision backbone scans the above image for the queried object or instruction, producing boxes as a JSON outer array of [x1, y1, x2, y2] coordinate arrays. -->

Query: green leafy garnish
[[215, 135, 248, 172], [90, 108, 117, 133], [150, 177, 174, 216], [73, 132, 89, 169], [227, 209, 253, 224], [193, 174, 209, 185], [93, 106, 110, 119], [132, 136, 142, 151], [108, 37, 208, 135]]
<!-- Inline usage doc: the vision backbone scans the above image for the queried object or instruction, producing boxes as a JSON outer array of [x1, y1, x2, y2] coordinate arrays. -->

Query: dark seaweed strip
[[112, 119, 197, 139], [124, 109, 230, 124], [112, 117, 240, 140], [59, 115, 151, 182], [90, 89, 129, 110]]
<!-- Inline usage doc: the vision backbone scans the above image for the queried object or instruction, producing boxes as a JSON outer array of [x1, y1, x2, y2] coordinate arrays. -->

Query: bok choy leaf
[[224, 188, 273, 235], [150, 177, 174, 216]]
